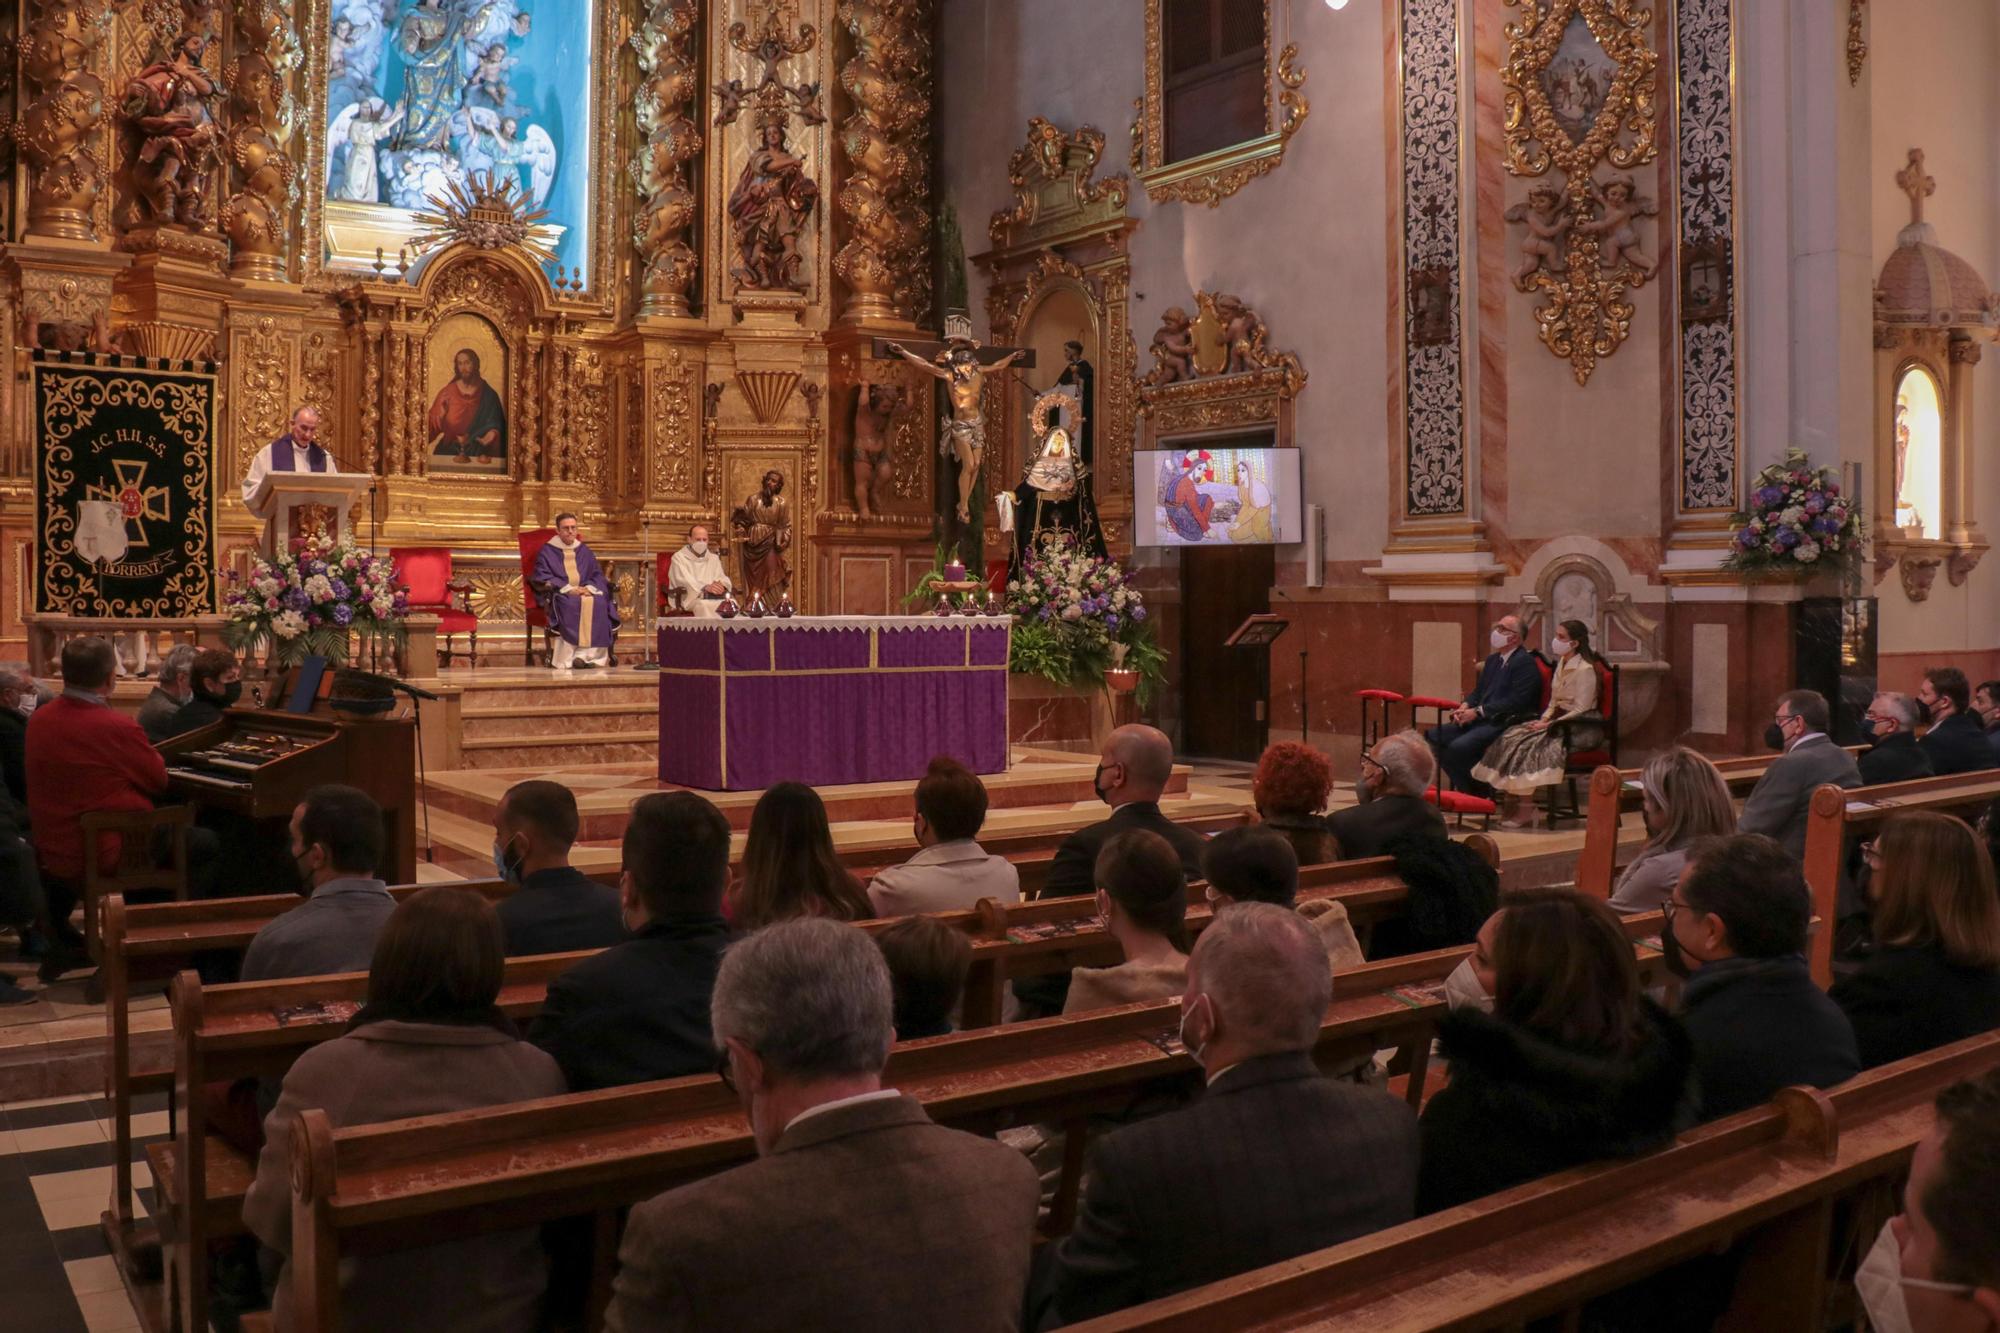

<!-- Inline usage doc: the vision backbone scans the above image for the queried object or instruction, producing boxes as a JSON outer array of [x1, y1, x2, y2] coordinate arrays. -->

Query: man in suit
[[1918, 666, 1997, 776], [606, 918, 1039, 1332], [1326, 729, 1448, 859], [1664, 834, 1858, 1120], [1975, 679, 2000, 765], [1425, 613, 1542, 795], [529, 791, 731, 1091], [491, 779, 624, 956], [1736, 689, 1863, 861], [242, 785, 395, 982], [866, 756, 1021, 916], [1038, 903, 1419, 1325], [1858, 692, 1934, 786]]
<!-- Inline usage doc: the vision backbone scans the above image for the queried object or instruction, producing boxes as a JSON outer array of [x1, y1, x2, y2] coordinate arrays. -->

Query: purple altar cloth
[[657, 617, 1011, 790]]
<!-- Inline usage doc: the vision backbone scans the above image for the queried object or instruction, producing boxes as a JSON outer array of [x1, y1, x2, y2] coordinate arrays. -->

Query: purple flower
[[1813, 514, 1841, 535], [1755, 485, 1784, 507], [1736, 531, 1760, 549], [328, 579, 351, 600], [1105, 615, 1121, 632], [331, 603, 354, 627], [307, 613, 322, 627], [1131, 606, 1147, 622], [302, 559, 324, 577], [283, 587, 310, 612], [1037, 606, 1052, 622], [1774, 528, 1800, 549], [1804, 494, 1826, 514]]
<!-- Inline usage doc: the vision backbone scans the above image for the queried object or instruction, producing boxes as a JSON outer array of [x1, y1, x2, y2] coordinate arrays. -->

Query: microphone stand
[[635, 513, 661, 671], [337, 669, 442, 863]]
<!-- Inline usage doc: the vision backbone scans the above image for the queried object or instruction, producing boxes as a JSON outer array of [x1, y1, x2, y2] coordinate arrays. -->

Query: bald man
[[1424, 612, 1543, 796], [1038, 904, 1418, 1323]]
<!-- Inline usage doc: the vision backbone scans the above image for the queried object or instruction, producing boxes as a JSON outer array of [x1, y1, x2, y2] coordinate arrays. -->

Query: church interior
[[3, 0, 2000, 1328]]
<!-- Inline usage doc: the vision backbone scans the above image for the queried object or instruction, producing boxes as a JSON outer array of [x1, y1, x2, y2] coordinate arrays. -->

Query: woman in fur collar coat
[[1417, 889, 1696, 1214]]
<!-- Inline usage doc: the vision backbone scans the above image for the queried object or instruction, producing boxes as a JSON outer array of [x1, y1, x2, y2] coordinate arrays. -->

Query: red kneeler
[[517, 527, 557, 665], [389, 547, 477, 670]]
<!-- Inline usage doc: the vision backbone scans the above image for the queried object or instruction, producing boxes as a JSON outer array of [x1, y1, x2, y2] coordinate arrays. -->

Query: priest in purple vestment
[[241, 405, 335, 520], [532, 512, 620, 669]]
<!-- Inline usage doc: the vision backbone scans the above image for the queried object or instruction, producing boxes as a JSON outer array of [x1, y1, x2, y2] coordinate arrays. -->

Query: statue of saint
[[726, 119, 819, 291], [885, 332, 1028, 524], [121, 31, 223, 227], [391, 0, 468, 153], [852, 379, 906, 518], [733, 470, 793, 599]]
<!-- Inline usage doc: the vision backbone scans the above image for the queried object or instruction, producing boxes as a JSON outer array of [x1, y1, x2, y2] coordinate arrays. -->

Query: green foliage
[[901, 538, 959, 610]]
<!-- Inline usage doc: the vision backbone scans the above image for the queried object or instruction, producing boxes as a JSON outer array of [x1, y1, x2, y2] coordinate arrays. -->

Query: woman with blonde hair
[[1607, 747, 1737, 913], [1832, 811, 2000, 1068]]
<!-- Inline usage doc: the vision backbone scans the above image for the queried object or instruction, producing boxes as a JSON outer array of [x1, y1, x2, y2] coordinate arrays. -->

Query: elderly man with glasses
[[1859, 691, 1935, 786]]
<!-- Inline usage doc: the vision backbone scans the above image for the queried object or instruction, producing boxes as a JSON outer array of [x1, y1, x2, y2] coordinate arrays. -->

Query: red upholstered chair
[[655, 551, 692, 617], [1354, 689, 1404, 751], [518, 527, 557, 665], [984, 559, 1009, 595], [390, 547, 477, 669]]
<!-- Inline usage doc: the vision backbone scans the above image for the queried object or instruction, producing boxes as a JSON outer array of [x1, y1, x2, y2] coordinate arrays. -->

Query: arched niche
[[1891, 362, 1943, 540]]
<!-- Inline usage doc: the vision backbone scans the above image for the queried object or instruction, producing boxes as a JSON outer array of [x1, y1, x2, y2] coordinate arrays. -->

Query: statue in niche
[[733, 469, 794, 599], [1505, 183, 1571, 288], [1141, 307, 1196, 385], [1580, 173, 1658, 276], [121, 29, 224, 228], [1550, 571, 1601, 646], [328, 98, 405, 203], [727, 116, 819, 290], [851, 378, 907, 518]]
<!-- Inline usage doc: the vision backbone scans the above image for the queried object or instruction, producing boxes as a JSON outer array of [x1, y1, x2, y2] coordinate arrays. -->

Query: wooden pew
[[1067, 1028, 2000, 1331], [1573, 749, 1865, 897], [273, 914, 1670, 1333], [1799, 767, 2000, 984]]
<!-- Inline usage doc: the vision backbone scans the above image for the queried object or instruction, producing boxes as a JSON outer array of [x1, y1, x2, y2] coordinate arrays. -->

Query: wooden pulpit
[[249, 471, 372, 556]]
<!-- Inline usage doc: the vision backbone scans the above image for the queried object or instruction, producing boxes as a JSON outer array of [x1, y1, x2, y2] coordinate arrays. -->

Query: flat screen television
[[1132, 447, 1303, 546]]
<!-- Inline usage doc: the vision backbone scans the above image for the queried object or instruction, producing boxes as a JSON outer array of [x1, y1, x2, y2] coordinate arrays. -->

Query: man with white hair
[[1325, 728, 1448, 860], [1859, 690, 1934, 786], [138, 644, 200, 743], [1039, 904, 1419, 1323], [605, 918, 1039, 1331], [241, 405, 337, 519]]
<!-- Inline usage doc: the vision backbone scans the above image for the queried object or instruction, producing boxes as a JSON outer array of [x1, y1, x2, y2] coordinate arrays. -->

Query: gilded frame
[[1131, 0, 1309, 208], [295, 0, 623, 307]]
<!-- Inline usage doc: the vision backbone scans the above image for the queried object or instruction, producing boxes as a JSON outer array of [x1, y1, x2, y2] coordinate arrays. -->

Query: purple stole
[[270, 435, 331, 473]]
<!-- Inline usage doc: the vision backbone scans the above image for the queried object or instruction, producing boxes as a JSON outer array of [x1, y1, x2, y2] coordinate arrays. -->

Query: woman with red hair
[[1252, 742, 1339, 866]]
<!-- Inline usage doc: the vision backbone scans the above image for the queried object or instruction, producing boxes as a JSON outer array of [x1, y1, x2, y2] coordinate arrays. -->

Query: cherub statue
[[1504, 182, 1571, 289], [851, 377, 906, 518], [1579, 173, 1659, 277], [1142, 306, 1196, 385], [1212, 293, 1266, 374], [465, 41, 515, 109]]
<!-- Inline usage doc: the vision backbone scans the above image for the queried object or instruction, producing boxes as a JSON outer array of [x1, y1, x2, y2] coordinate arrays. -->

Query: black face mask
[[214, 680, 244, 708], [1092, 764, 1112, 804], [1763, 721, 1789, 751], [1661, 919, 1701, 980], [1918, 697, 1938, 723]]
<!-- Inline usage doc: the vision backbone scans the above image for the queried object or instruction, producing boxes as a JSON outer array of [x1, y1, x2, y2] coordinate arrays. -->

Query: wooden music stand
[[1225, 613, 1302, 743]]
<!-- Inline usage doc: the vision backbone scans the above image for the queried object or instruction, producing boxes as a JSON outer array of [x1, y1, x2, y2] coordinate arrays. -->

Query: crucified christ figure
[[885, 337, 1030, 523]]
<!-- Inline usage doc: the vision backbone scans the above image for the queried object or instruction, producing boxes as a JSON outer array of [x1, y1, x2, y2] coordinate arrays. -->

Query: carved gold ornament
[[407, 173, 558, 267], [223, 0, 301, 280], [834, 0, 934, 324], [1847, 0, 1867, 85], [1500, 0, 1660, 385], [18, 0, 113, 240], [1132, 0, 1308, 208], [989, 119, 1129, 250], [630, 0, 704, 316]]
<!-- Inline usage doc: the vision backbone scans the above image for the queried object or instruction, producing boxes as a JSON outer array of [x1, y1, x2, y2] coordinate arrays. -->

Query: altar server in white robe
[[667, 524, 731, 619]]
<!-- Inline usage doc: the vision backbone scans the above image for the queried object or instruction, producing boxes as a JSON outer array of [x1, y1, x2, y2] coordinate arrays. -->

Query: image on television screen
[[1132, 447, 1303, 547]]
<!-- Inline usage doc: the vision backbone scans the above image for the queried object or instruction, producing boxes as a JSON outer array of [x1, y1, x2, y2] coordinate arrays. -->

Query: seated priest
[[532, 512, 619, 669], [667, 523, 730, 618]]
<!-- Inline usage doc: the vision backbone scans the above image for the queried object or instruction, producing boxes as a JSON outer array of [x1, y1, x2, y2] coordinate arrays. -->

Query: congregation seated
[[1325, 728, 1447, 860], [866, 756, 1020, 916], [1736, 688, 1862, 861], [1664, 833, 1858, 1120], [1864, 1068, 2000, 1331], [1472, 618, 1606, 829], [1607, 747, 1735, 914], [244, 887, 565, 1333], [1918, 665, 1997, 777], [1362, 828, 1497, 961], [1062, 830, 1190, 1017], [1859, 691, 1935, 785], [605, 918, 1039, 1331], [0, 663, 31, 809], [1035, 904, 1418, 1327], [0, 663, 56, 1000], [241, 784, 394, 982], [1200, 823, 1363, 969], [136, 643, 197, 743], [1042, 724, 1208, 899], [875, 915, 972, 1041], [1417, 888, 1695, 1214], [171, 647, 244, 736], [1833, 811, 2000, 1069], [1424, 612, 1541, 796], [1250, 741, 1339, 865], [1976, 678, 2000, 764], [729, 780, 871, 927], [489, 778, 624, 956], [530, 792, 731, 1091]]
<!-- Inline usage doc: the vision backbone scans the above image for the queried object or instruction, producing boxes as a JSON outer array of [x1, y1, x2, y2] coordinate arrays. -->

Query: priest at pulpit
[[533, 513, 620, 669], [241, 405, 333, 518]]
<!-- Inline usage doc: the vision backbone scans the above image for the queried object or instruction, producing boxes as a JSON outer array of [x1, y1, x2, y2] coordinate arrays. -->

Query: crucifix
[[871, 315, 1036, 526], [1896, 147, 1936, 227]]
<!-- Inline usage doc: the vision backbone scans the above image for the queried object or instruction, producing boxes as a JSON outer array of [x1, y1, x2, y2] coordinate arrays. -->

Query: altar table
[[657, 615, 1011, 790]]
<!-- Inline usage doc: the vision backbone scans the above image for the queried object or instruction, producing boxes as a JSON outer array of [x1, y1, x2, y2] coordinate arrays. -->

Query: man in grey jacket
[[241, 784, 395, 981], [1736, 690, 1862, 862]]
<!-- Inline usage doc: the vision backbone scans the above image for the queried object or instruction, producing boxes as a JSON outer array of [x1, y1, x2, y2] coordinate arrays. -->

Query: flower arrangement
[[1005, 530, 1166, 702], [223, 535, 408, 667], [1723, 448, 1863, 576]]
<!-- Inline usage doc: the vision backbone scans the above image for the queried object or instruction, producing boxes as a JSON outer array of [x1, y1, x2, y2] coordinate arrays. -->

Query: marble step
[[448, 680, 660, 709], [459, 701, 657, 740], [456, 729, 658, 769]]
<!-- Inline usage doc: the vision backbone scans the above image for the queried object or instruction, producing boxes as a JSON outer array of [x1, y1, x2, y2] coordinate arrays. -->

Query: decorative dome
[[1875, 149, 1998, 329]]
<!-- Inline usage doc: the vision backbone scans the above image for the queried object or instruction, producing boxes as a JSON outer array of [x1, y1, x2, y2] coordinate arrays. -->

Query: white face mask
[[14, 694, 35, 718], [1490, 629, 1511, 651], [1552, 637, 1574, 657], [691, 541, 707, 556], [1177, 992, 1210, 1064], [1856, 1220, 1917, 1333], [1443, 958, 1494, 1013]]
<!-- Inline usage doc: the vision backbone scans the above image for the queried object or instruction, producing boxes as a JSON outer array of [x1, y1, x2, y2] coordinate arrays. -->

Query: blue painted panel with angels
[[325, 0, 591, 279]]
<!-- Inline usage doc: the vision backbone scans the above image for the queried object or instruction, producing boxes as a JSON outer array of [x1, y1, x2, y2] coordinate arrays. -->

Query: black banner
[[34, 352, 218, 616]]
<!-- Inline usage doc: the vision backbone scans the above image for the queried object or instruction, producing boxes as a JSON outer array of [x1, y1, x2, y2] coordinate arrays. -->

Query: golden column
[[16, 0, 111, 241], [833, 0, 932, 327], [631, 0, 704, 317], [222, 0, 301, 281]]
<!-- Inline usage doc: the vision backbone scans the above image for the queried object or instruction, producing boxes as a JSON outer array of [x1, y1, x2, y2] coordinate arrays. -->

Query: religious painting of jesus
[[424, 315, 508, 475]]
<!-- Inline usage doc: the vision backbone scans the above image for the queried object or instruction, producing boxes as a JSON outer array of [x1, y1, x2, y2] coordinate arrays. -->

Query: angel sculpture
[[388, 149, 466, 210], [328, 98, 405, 203], [1503, 183, 1571, 288], [1141, 307, 1196, 386], [464, 41, 517, 111], [453, 106, 558, 206], [1579, 174, 1659, 277]]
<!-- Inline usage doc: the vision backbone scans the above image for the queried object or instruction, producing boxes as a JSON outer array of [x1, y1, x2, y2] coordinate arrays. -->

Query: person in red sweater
[[27, 637, 169, 971]]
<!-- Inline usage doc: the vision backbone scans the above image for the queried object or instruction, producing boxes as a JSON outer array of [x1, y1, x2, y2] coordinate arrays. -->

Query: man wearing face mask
[[490, 779, 623, 957], [666, 522, 732, 618], [1326, 729, 1448, 860], [171, 648, 244, 735], [0, 663, 36, 810], [1917, 666, 1996, 777], [530, 792, 732, 1091], [1860, 692, 1936, 786], [1736, 689, 1862, 861], [606, 918, 1039, 1332], [865, 756, 1019, 916], [1425, 613, 1543, 796], [1660, 833, 1858, 1120], [137, 644, 199, 743], [240, 785, 394, 983], [1854, 1067, 2000, 1333], [1037, 904, 1417, 1324], [1975, 680, 2000, 766]]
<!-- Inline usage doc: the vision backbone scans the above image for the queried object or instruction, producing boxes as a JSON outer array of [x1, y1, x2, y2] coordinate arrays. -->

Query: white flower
[[254, 576, 281, 598], [272, 609, 308, 640], [1794, 541, 1821, 563], [303, 574, 335, 602], [1060, 604, 1082, 621], [370, 595, 394, 617]]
